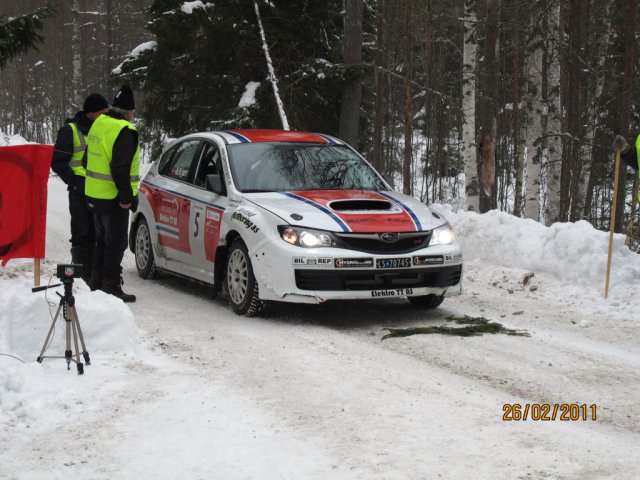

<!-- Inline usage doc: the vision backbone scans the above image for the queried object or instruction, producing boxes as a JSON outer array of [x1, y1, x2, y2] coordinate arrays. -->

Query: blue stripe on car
[[314, 133, 336, 144], [282, 192, 351, 232], [223, 131, 250, 143], [378, 191, 422, 231]]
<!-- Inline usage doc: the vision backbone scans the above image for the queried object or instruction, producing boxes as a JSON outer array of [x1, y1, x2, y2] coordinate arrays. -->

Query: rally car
[[130, 130, 462, 316]]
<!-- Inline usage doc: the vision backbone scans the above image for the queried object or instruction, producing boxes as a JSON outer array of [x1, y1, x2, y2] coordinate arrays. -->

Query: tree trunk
[[70, 0, 82, 109], [614, 0, 637, 232], [462, 0, 479, 211], [543, 0, 562, 225], [339, 0, 363, 147], [254, 0, 290, 130], [402, 0, 415, 195], [372, 0, 386, 174], [477, 0, 501, 213], [512, 0, 524, 217], [523, 20, 543, 221]]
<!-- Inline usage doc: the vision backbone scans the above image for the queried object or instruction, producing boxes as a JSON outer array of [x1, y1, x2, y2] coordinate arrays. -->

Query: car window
[[227, 143, 387, 192], [159, 140, 200, 183], [193, 142, 222, 188], [157, 144, 177, 172]]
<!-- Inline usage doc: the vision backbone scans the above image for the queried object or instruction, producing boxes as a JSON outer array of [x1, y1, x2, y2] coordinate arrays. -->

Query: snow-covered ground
[[1, 137, 640, 479]]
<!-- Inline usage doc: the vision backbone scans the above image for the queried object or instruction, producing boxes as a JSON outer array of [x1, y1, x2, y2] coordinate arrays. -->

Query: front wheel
[[134, 216, 158, 279], [226, 239, 264, 316], [407, 294, 445, 309]]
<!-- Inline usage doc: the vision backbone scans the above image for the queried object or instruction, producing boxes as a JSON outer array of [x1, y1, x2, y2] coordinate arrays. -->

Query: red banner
[[0, 144, 53, 266]]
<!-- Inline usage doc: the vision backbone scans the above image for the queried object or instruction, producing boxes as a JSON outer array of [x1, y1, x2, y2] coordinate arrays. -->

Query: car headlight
[[278, 226, 337, 248], [428, 224, 456, 246]]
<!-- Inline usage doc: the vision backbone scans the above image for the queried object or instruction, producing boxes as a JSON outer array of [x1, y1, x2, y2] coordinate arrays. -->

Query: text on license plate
[[376, 257, 412, 269]]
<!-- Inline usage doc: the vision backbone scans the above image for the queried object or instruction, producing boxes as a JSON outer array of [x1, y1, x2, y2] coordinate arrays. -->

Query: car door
[[152, 138, 201, 272], [181, 141, 228, 283]]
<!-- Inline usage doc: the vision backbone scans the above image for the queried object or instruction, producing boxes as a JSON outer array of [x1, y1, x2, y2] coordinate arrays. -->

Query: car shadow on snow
[[258, 298, 455, 330]]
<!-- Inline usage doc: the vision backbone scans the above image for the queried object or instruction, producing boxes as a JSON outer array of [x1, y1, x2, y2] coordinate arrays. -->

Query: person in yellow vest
[[51, 93, 109, 281], [85, 85, 139, 303], [612, 134, 640, 200]]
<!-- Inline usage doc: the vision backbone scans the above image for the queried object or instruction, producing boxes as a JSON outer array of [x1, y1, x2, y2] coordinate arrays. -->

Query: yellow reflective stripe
[[69, 160, 83, 167], [86, 170, 140, 182]]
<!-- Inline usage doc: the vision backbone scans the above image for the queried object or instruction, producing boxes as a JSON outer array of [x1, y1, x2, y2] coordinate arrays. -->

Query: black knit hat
[[112, 85, 135, 111], [83, 93, 109, 113]]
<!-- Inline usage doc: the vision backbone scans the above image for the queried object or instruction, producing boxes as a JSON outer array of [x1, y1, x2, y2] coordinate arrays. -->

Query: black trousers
[[69, 180, 95, 248], [93, 205, 130, 279]]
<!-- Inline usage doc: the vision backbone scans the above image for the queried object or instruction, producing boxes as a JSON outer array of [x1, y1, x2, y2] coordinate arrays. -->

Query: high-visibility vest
[[636, 135, 640, 201], [67, 122, 86, 177], [85, 115, 140, 200]]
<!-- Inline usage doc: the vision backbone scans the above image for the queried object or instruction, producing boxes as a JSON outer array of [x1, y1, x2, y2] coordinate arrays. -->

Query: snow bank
[[0, 131, 29, 146], [434, 204, 640, 299]]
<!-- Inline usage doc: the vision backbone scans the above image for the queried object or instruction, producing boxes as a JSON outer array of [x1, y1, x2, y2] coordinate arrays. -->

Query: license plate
[[376, 257, 412, 269]]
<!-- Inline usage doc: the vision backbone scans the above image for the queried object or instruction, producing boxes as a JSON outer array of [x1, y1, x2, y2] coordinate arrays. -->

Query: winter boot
[[88, 271, 103, 292], [101, 275, 136, 303], [70, 246, 91, 283]]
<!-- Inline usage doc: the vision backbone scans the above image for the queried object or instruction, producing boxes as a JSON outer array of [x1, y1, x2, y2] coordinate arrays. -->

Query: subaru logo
[[379, 232, 399, 243]]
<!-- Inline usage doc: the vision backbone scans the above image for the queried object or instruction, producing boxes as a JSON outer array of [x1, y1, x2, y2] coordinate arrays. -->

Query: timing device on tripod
[[32, 264, 90, 375]]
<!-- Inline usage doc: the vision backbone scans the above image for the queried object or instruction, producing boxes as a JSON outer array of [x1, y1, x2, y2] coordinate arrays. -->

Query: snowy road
[[2, 177, 639, 479], [111, 260, 640, 479]]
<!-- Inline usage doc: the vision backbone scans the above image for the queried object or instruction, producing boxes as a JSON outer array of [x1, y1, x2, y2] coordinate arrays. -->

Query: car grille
[[335, 231, 432, 254], [295, 265, 462, 291]]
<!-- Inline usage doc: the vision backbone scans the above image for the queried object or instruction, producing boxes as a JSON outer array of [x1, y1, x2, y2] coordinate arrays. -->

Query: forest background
[[1, 0, 639, 251]]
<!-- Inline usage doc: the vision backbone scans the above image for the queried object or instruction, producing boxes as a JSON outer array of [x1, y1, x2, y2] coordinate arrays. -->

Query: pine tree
[[0, 3, 54, 70], [115, 0, 354, 147]]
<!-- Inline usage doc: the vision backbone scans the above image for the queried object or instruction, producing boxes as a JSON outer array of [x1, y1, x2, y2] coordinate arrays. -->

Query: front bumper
[[250, 239, 463, 304]]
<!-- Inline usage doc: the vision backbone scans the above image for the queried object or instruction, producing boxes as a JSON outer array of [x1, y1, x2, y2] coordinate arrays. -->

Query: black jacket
[[50, 111, 92, 189], [84, 110, 139, 213]]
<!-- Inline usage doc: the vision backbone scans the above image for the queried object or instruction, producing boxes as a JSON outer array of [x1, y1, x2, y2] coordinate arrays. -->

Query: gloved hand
[[613, 135, 629, 153]]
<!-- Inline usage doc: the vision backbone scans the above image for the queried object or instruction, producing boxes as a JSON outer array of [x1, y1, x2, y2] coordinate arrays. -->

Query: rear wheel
[[134, 217, 158, 279], [226, 239, 264, 316], [407, 294, 445, 309]]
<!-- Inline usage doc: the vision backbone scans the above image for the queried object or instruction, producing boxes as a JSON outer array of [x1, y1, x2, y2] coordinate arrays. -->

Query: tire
[[226, 239, 264, 316], [134, 216, 158, 280], [407, 294, 445, 309]]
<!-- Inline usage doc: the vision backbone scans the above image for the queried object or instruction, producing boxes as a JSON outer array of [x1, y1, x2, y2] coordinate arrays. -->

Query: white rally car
[[130, 130, 462, 316]]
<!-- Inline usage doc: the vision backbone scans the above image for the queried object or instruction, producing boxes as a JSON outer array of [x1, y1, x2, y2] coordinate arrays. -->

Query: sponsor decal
[[231, 211, 260, 233], [236, 207, 256, 217], [371, 288, 414, 297], [293, 256, 333, 268], [334, 257, 373, 268], [413, 255, 444, 266], [206, 210, 220, 221], [159, 212, 178, 227], [444, 253, 463, 264], [376, 257, 412, 269]]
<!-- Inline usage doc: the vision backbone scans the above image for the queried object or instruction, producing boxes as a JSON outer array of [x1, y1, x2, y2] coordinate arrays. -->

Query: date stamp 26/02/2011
[[502, 403, 597, 421]]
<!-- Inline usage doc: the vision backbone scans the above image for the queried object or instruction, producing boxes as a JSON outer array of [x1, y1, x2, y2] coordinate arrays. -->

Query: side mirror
[[383, 174, 395, 190], [205, 173, 225, 195]]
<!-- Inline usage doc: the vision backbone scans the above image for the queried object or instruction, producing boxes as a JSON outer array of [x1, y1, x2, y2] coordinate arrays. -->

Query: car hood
[[243, 190, 445, 233]]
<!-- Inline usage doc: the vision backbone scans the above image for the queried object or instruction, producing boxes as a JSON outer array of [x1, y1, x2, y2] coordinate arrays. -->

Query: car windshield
[[227, 143, 387, 192]]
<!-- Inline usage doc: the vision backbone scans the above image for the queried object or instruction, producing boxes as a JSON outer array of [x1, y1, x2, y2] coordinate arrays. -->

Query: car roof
[[180, 129, 344, 146]]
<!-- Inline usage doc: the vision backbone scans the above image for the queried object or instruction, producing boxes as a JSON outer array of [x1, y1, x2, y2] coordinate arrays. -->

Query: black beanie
[[83, 93, 109, 113], [112, 85, 135, 110]]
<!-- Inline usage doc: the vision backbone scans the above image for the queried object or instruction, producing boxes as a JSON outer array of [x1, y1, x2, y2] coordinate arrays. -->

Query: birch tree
[[254, 0, 289, 130], [523, 19, 543, 221], [462, 0, 479, 211], [69, 0, 82, 109]]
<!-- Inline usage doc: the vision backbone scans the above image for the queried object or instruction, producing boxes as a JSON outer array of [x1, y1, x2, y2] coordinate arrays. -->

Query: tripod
[[36, 278, 90, 375]]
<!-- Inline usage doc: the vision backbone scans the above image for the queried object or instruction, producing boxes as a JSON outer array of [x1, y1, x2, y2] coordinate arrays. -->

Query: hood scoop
[[329, 199, 392, 212]]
